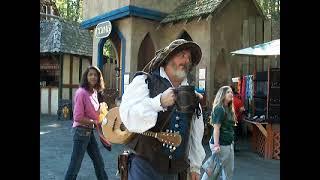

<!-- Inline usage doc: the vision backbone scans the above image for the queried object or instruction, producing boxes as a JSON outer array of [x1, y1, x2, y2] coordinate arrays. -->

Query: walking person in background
[[231, 85, 245, 152], [65, 66, 109, 180], [202, 86, 237, 180]]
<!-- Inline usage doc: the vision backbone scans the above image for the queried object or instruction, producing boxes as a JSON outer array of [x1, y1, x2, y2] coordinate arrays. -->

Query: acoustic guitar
[[100, 107, 182, 151]]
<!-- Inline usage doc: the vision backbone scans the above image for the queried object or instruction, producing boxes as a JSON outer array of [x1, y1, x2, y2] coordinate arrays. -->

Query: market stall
[[231, 39, 280, 160]]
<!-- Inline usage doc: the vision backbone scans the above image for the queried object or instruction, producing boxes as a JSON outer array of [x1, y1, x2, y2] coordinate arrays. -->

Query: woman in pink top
[[65, 66, 108, 180]]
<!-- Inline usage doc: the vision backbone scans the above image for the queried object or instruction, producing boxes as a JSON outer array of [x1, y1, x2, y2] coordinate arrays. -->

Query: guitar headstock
[[157, 130, 182, 152]]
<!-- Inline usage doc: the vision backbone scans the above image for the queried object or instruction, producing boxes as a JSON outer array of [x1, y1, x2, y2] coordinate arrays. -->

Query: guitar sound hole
[[120, 123, 127, 131]]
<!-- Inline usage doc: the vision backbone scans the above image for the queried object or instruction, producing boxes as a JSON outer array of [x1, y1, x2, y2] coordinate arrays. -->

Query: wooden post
[[267, 64, 270, 120], [256, 17, 263, 71], [59, 54, 63, 100], [69, 55, 73, 100], [249, 16, 256, 74], [242, 19, 249, 75], [79, 57, 82, 82], [263, 20, 272, 71], [48, 87, 51, 115], [119, 45, 123, 95]]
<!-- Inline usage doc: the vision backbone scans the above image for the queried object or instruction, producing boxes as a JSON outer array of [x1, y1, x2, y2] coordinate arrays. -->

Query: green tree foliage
[[257, 0, 280, 20], [103, 40, 113, 58], [55, 0, 83, 22]]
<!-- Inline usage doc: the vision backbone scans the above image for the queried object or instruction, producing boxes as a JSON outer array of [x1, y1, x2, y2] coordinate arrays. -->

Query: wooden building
[[40, 19, 93, 115], [79, 0, 280, 104]]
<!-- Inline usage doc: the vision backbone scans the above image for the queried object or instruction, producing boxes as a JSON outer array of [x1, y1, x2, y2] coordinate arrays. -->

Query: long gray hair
[[212, 86, 237, 123]]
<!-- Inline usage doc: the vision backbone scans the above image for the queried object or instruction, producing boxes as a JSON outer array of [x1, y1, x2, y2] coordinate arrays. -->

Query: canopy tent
[[231, 39, 280, 57]]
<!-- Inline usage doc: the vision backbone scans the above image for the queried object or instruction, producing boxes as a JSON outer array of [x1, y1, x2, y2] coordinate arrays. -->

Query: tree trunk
[[75, 0, 80, 22], [66, 0, 70, 20]]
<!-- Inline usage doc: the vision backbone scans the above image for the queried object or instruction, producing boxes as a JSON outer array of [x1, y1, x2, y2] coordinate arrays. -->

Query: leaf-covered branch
[[54, 0, 83, 22]]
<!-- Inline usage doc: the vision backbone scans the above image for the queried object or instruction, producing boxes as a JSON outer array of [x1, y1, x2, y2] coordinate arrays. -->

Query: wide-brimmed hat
[[143, 39, 202, 72]]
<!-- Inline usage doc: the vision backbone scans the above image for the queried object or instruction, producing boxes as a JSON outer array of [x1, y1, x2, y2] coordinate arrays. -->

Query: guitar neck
[[140, 131, 158, 138]]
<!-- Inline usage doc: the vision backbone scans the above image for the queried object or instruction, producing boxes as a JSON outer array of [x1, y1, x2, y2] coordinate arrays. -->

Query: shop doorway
[[137, 33, 155, 71], [98, 29, 123, 108]]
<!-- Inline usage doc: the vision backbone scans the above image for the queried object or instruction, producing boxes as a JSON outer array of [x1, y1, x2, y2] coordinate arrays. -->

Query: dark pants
[[65, 127, 108, 180], [234, 121, 243, 151], [128, 155, 178, 180]]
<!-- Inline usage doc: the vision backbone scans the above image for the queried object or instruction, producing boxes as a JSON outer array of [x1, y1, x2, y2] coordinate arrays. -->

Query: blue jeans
[[128, 155, 178, 180], [65, 127, 108, 180], [201, 143, 234, 180]]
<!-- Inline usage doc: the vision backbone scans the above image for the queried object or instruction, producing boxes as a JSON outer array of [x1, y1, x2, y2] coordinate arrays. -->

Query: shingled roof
[[161, 0, 264, 24], [40, 19, 93, 57]]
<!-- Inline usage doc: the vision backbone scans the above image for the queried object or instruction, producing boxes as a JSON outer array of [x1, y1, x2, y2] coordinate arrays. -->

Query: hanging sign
[[95, 21, 112, 39]]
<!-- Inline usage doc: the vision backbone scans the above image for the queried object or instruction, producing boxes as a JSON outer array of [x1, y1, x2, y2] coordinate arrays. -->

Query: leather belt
[[78, 124, 95, 129]]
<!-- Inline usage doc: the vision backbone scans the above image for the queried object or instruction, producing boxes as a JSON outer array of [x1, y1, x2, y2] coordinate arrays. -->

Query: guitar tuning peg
[[163, 143, 165, 147], [170, 149, 174, 152], [173, 147, 176, 150], [166, 144, 169, 148], [166, 129, 169, 132], [170, 145, 172, 149], [170, 130, 173, 133]]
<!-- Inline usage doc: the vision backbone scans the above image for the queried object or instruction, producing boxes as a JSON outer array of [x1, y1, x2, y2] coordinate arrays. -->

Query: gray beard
[[174, 69, 187, 79]]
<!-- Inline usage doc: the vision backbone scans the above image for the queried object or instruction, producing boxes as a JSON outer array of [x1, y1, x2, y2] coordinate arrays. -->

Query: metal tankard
[[173, 85, 199, 113]]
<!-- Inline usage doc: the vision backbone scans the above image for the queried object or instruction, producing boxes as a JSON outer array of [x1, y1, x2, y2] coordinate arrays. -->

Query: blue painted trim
[[117, 29, 126, 96], [129, 5, 166, 21], [97, 38, 107, 70], [80, 5, 167, 29], [97, 26, 126, 95]]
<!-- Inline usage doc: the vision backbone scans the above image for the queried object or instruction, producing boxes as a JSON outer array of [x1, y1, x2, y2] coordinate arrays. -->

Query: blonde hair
[[212, 86, 237, 123]]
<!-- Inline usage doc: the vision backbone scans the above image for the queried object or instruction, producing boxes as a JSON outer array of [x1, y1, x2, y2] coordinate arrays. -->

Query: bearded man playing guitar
[[119, 39, 206, 180]]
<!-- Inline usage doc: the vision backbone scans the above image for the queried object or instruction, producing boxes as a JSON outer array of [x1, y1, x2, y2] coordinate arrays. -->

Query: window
[[51, 6, 54, 15], [47, 5, 51, 15], [41, 5, 47, 13], [41, 5, 48, 20], [40, 57, 60, 87]]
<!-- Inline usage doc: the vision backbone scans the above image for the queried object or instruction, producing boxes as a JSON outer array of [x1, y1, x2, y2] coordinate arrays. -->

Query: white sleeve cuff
[[190, 166, 201, 175], [150, 93, 166, 112]]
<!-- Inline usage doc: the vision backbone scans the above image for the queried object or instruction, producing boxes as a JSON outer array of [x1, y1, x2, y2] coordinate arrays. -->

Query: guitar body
[[100, 107, 182, 149], [101, 107, 135, 144]]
